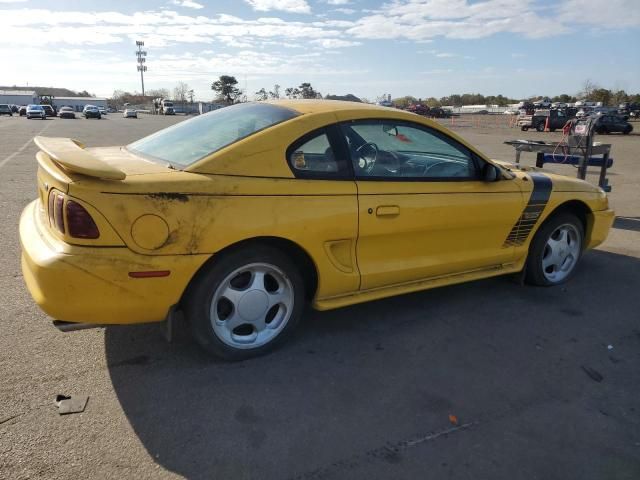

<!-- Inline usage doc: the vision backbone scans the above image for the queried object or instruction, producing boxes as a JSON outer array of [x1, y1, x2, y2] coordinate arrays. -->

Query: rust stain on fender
[[148, 192, 190, 202]]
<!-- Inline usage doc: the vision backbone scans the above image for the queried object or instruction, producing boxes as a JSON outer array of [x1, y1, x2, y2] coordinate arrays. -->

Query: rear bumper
[[20, 200, 209, 325], [586, 209, 615, 250]]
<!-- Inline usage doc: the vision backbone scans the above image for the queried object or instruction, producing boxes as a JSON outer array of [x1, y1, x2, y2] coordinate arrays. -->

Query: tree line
[[107, 76, 639, 108]]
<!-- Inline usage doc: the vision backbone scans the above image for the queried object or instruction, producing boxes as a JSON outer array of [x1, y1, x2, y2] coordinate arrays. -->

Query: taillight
[[48, 191, 55, 226], [46, 190, 100, 239], [66, 200, 99, 239], [54, 194, 65, 233]]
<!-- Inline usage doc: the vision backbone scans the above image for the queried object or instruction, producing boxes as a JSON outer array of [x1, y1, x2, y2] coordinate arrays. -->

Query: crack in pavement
[[288, 422, 476, 480]]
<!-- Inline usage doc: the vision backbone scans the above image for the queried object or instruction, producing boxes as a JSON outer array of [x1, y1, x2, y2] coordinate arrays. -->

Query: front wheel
[[536, 122, 545, 132], [525, 213, 584, 286], [184, 245, 306, 360], [520, 126, 529, 131]]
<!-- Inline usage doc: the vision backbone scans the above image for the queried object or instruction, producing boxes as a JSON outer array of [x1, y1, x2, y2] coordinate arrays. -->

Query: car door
[[339, 119, 526, 290], [285, 124, 361, 297]]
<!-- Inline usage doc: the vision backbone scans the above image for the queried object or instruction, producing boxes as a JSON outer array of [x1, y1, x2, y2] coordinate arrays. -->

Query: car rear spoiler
[[34, 136, 126, 180]]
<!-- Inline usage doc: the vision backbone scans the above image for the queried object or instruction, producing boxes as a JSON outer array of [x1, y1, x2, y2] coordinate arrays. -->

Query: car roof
[[186, 100, 492, 178], [265, 99, 392, 115]]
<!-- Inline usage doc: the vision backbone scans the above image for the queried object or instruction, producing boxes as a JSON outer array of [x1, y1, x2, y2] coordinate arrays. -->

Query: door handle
[[376, 205, 400, 217]]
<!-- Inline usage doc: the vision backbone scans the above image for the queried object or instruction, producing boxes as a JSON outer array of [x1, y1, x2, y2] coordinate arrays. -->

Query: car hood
[[493, 159, 603, 193]]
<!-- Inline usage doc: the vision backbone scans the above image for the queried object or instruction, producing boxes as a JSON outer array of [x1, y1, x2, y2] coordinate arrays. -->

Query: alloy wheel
[[541, 224, 581, 283], [209, 263, 294, 349]]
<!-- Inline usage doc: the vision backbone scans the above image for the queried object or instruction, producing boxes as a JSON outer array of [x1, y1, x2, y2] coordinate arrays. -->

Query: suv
[[517, 109, 572, 132], [26, 105, 46, 120], [0, 104, 12, 116], [83, 105, 101, 119]]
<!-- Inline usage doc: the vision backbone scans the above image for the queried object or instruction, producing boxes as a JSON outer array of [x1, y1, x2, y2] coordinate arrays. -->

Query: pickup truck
[[517, 109, 572, 132]]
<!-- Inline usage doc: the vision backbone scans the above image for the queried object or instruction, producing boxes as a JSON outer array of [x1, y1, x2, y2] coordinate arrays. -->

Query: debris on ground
[[581, 366, 604, 383], [607, 345, 613, 350], [55, 395, 89, 415], [448, 414, 459, 426]]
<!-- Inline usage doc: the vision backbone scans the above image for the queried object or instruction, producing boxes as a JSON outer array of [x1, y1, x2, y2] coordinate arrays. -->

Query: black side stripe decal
[[503, 173, 552, 247]]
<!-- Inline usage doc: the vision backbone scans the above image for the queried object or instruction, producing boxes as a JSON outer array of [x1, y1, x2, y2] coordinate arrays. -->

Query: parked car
[[83, 105, 101, 119], [123, 109, 137, 118], [58, 107, 76, 119], [26, 104, 46, 120], [19, 106, 27, 116], [428, 107, 452, 118], [98, 106, 107, 116], [41, 105, 56, 117], [594, 115, 633, 135], [0, 104, 13, 116], [20, 101, 614, 360], [576, 107, 594, 118], [405, 104, 430, 116], [533, 97, 552, 108], [10, 104, 19, 113], [518, 109, 572, 132]]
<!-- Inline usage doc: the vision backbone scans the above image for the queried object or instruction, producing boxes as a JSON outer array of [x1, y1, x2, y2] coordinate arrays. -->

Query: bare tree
[[581, 79, 598, 100], [173, 82, 190, 111], [269, 84, 281, 99], [255, 88, 268, 101]]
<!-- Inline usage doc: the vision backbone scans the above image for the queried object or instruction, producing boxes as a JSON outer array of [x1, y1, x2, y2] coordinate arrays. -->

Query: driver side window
[[340, 120, 478, 180]]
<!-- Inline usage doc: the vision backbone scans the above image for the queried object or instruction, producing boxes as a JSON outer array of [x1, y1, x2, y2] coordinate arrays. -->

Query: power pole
[[136, 41, 147, 96]]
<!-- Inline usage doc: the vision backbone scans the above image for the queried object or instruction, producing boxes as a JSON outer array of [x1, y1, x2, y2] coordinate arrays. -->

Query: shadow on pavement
[[106, 250, 640, 480], [613, 216, 640, 233]]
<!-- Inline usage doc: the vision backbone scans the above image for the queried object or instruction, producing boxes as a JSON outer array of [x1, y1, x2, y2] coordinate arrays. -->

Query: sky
[[1, 0, 639, 102]]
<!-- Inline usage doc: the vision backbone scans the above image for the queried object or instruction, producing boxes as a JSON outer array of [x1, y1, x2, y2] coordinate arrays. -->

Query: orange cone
[[545, 116, 550, 132]]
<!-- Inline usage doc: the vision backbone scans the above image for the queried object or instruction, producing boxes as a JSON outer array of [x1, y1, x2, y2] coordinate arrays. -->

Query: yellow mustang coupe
[[20, 100, 614, 359]]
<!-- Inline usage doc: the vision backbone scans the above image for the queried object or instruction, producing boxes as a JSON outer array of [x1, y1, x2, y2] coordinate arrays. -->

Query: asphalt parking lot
[[1, 112, 638, 480]]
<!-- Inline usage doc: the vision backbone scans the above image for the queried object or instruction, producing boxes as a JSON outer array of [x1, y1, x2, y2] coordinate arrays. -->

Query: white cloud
[[557, 0, 640, 28], [0, 0, 28, 3], [332, 8, 356, 14], [311, 38, 361, 48], [327, 0, 351, 4], [419, 69, 453, 74], [170, 0, 204, 9], [244, 0, 311, 14], [347, 0, 571, 40]]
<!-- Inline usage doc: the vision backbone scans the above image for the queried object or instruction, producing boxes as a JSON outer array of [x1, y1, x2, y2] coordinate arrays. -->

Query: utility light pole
[[135, 41, 147, 96]]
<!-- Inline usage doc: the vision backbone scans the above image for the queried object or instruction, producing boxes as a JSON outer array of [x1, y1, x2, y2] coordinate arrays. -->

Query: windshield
[[127, 103, 299, 168]]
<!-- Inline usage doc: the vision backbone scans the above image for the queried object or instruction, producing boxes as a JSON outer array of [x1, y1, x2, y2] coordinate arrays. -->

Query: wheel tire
[[520, 126, 529, 131], [525, 212, 584, 287], [623, 126, 631, 135], [184, 245, 306, 360], [536, 122, 545, 132]]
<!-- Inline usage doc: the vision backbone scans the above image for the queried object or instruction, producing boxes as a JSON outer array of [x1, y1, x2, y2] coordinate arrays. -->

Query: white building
[[0, 89, 37, 106], [52, 97, 108, 112]]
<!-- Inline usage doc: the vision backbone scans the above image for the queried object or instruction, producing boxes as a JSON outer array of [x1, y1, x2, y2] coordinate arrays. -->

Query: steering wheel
[[355, 142, 378, 174]]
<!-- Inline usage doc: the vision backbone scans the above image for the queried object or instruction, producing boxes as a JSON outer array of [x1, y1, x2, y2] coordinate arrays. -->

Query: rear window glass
[[127, 103, 300, 168]]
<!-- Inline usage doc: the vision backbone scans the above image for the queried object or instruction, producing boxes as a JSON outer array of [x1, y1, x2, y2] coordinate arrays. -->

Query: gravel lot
[[1, 112, 638, 480]]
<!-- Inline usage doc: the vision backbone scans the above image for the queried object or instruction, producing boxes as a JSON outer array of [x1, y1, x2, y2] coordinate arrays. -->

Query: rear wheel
[[623, 126, 632, 135], [520, 126, 529, 131], [525, 213, 584, 286], [536, 122, 545, 132], [184, 245, 305, 360]]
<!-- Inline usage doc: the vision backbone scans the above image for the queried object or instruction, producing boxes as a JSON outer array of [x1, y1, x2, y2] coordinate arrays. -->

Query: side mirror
[[482, 163, 501, 182], [382, 124, 398, 136]]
